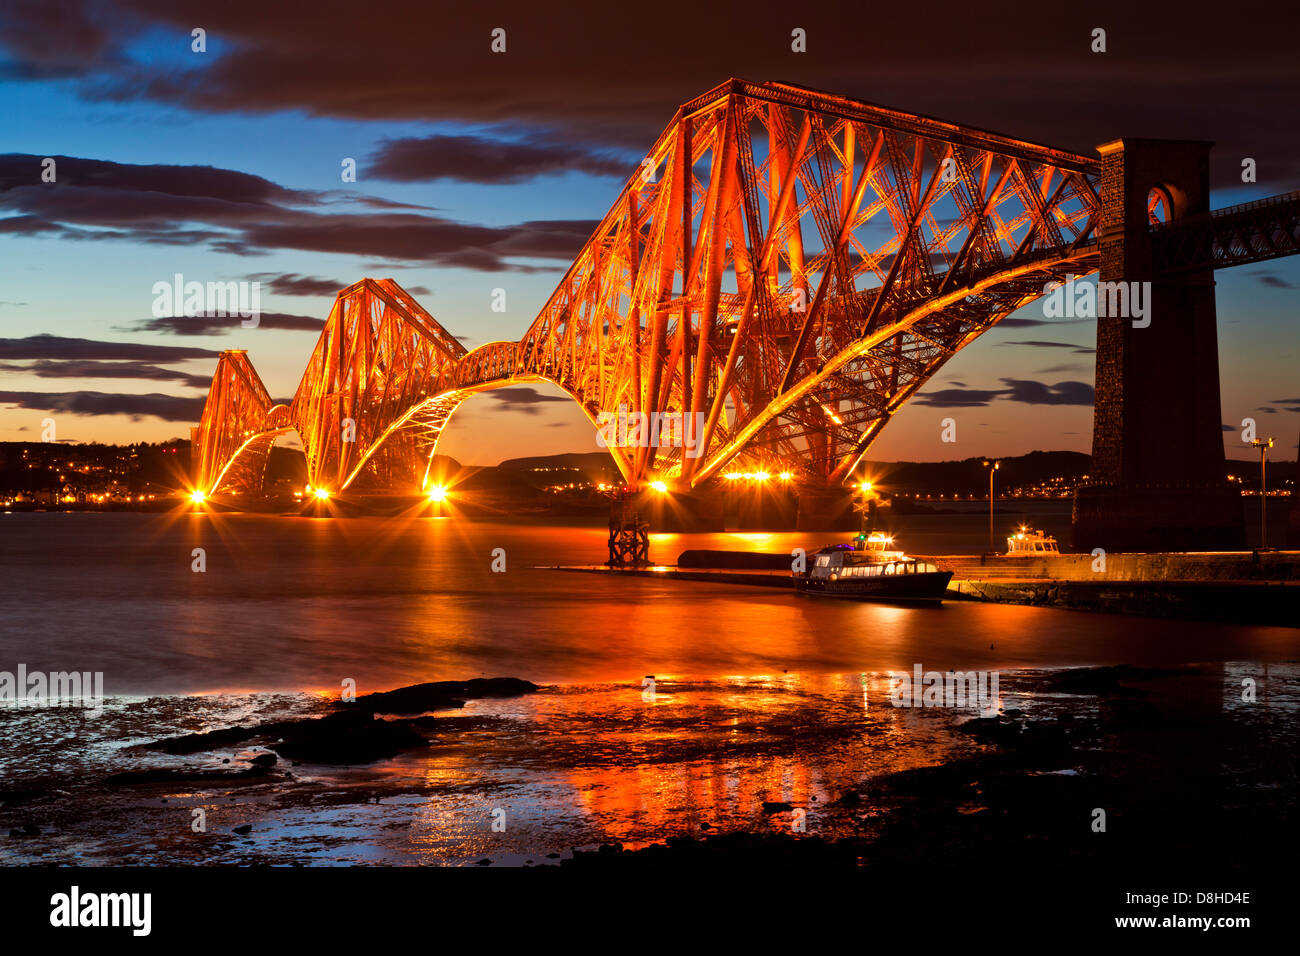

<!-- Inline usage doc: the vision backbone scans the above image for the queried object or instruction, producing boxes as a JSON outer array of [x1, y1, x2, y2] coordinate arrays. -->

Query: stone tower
[[1072, 139, 1244, 552]]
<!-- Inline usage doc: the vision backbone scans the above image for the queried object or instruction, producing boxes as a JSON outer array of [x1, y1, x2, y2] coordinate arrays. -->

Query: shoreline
[[3, 663, 1295, 869]]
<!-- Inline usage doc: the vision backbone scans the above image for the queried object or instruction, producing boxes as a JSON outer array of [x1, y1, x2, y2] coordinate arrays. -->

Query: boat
[[794, 530, 953, 602], [1004, 525, 1060, 556]]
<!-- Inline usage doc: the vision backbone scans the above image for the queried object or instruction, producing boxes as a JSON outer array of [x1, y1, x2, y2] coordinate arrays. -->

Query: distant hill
[[496, 451, 621, 483], [862, 450, 1092, 495]]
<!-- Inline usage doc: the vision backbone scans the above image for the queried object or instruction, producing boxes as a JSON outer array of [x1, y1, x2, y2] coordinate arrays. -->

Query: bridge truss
[[195, 78, 1116, 496]]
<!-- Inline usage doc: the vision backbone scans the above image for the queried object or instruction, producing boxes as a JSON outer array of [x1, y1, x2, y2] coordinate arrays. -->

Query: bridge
[[192, 79, 1300, 549]]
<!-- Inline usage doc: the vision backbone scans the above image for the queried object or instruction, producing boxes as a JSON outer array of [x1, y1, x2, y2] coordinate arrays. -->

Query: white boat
[[1005, 525, 1059, 556], [795, 531, 953, 602]]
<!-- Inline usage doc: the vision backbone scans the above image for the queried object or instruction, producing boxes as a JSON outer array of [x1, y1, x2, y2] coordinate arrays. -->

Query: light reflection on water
[[1, 666, 1297, 866], [0, 513, 1295, 695], [1, 513, 1297, 865]]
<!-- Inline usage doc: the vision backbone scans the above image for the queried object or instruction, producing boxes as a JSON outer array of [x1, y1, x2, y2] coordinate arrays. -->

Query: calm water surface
[[0, 512, 1294, 695]]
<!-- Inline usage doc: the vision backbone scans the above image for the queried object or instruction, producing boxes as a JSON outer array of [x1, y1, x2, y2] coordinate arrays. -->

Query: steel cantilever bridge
[[192, 78, 1299, 500]]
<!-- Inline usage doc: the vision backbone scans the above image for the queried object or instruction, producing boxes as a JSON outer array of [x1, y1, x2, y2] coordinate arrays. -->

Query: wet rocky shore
[[1, 666, 1295, 879], [559, 664, 1298, 906]]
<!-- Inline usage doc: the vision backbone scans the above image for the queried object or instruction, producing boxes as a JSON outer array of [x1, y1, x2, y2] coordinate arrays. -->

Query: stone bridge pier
[[1073, 138, 1245, 552]]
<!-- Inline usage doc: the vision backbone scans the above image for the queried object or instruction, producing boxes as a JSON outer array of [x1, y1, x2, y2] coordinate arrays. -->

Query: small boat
[[1004, 525, 1059, 556], [794, 531, 953, 602]]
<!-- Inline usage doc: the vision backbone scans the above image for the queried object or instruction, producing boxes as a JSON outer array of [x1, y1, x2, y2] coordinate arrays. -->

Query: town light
[[649, 480, 668, 493], [779, 471, 792, 481], [427, 485, 447, 502], [189, 490, 206, 504], [754, 471, 769, 481], [314, 487, 331, 500]]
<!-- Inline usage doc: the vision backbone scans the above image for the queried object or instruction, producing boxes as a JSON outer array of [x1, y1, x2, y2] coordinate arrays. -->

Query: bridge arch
[[195, 79, 1112, 497]]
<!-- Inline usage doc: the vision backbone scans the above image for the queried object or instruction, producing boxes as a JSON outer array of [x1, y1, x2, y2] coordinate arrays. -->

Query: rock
[[762, 801, 793, 814], [146, 709, 430, 767], [349, 678, 539, 715], [8, 823, 40, 837], [1044, 665, 1190, 697], [839, 791, 861, 807], [104, 766, 272, 786], [474, 858, 492, 866], [250, 752, 277, 767], [233, 824, 252, 835], [0, 788, 49, 807], [268, 712, 429, 765], [148, 725, 259, 755]]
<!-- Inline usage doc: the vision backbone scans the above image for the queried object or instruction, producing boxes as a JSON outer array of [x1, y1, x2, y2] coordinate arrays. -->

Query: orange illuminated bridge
[[192, 78, 1107, 500]]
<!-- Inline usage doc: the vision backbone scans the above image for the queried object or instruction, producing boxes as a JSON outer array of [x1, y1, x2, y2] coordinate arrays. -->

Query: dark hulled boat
[[793, 531, 953, 602]]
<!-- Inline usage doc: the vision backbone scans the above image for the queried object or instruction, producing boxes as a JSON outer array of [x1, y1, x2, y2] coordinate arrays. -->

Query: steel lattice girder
[[490, 78, 1102, 486], [1151, 190, 1300, 274], [196, 79, 1116, 495]]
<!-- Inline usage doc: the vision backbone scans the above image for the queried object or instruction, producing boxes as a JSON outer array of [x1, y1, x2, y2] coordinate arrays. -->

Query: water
[[1, 512, 1295, 865], [1, 512, 1293, 694]]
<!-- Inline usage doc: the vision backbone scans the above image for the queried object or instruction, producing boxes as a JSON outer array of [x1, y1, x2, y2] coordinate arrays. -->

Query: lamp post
[[982, 459, 1000, 553], [1249, 438, 1274, 550]]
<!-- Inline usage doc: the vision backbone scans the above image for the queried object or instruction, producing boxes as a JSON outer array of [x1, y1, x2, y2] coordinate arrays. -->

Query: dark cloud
[[998, 340, 1095, 353], [120, 313, 325, 336], [0, 0, 125, 80], [369, 133, 632, 184], [913, 387, 1008, 408], [245, 273, 344, 297], [916, 378, 1094, 408], [0, 153, 313, 220], [998, 317, 1093, 328], [485, 386, 571, 415], [243, 273, 432, 298], [1036, 363, 1088, 374], [0, 359, 211, 388], [0, 154, 598, 269], [1256, 274, 1295, 289], [999, 379, 1094, 405], [0, 333, 217, 361], [210, 213, 596, 268], [1, 2, 1294, 194], [0, 389, 205, 421]]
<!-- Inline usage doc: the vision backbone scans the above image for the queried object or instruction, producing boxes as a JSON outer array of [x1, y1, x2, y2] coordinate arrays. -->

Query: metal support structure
[[607, 492, 650, 567], [191, 81, 1299, 505]]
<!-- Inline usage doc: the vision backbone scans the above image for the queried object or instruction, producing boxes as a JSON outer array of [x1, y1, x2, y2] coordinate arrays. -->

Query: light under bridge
[[191, 79, 1299, 547]]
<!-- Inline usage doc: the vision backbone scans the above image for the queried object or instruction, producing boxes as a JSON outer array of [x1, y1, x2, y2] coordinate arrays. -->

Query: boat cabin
[[811, 545, 941, 578], [1005, 526, 1060, 555]]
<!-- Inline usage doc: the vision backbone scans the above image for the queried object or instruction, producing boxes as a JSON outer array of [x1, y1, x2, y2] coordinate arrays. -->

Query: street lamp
[[982, 459, 1000, 552], [1249, 437, 1274, 550]]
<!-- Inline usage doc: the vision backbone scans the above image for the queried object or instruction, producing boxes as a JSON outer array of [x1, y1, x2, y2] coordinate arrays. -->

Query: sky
[[1, 0, 1297, 465]]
